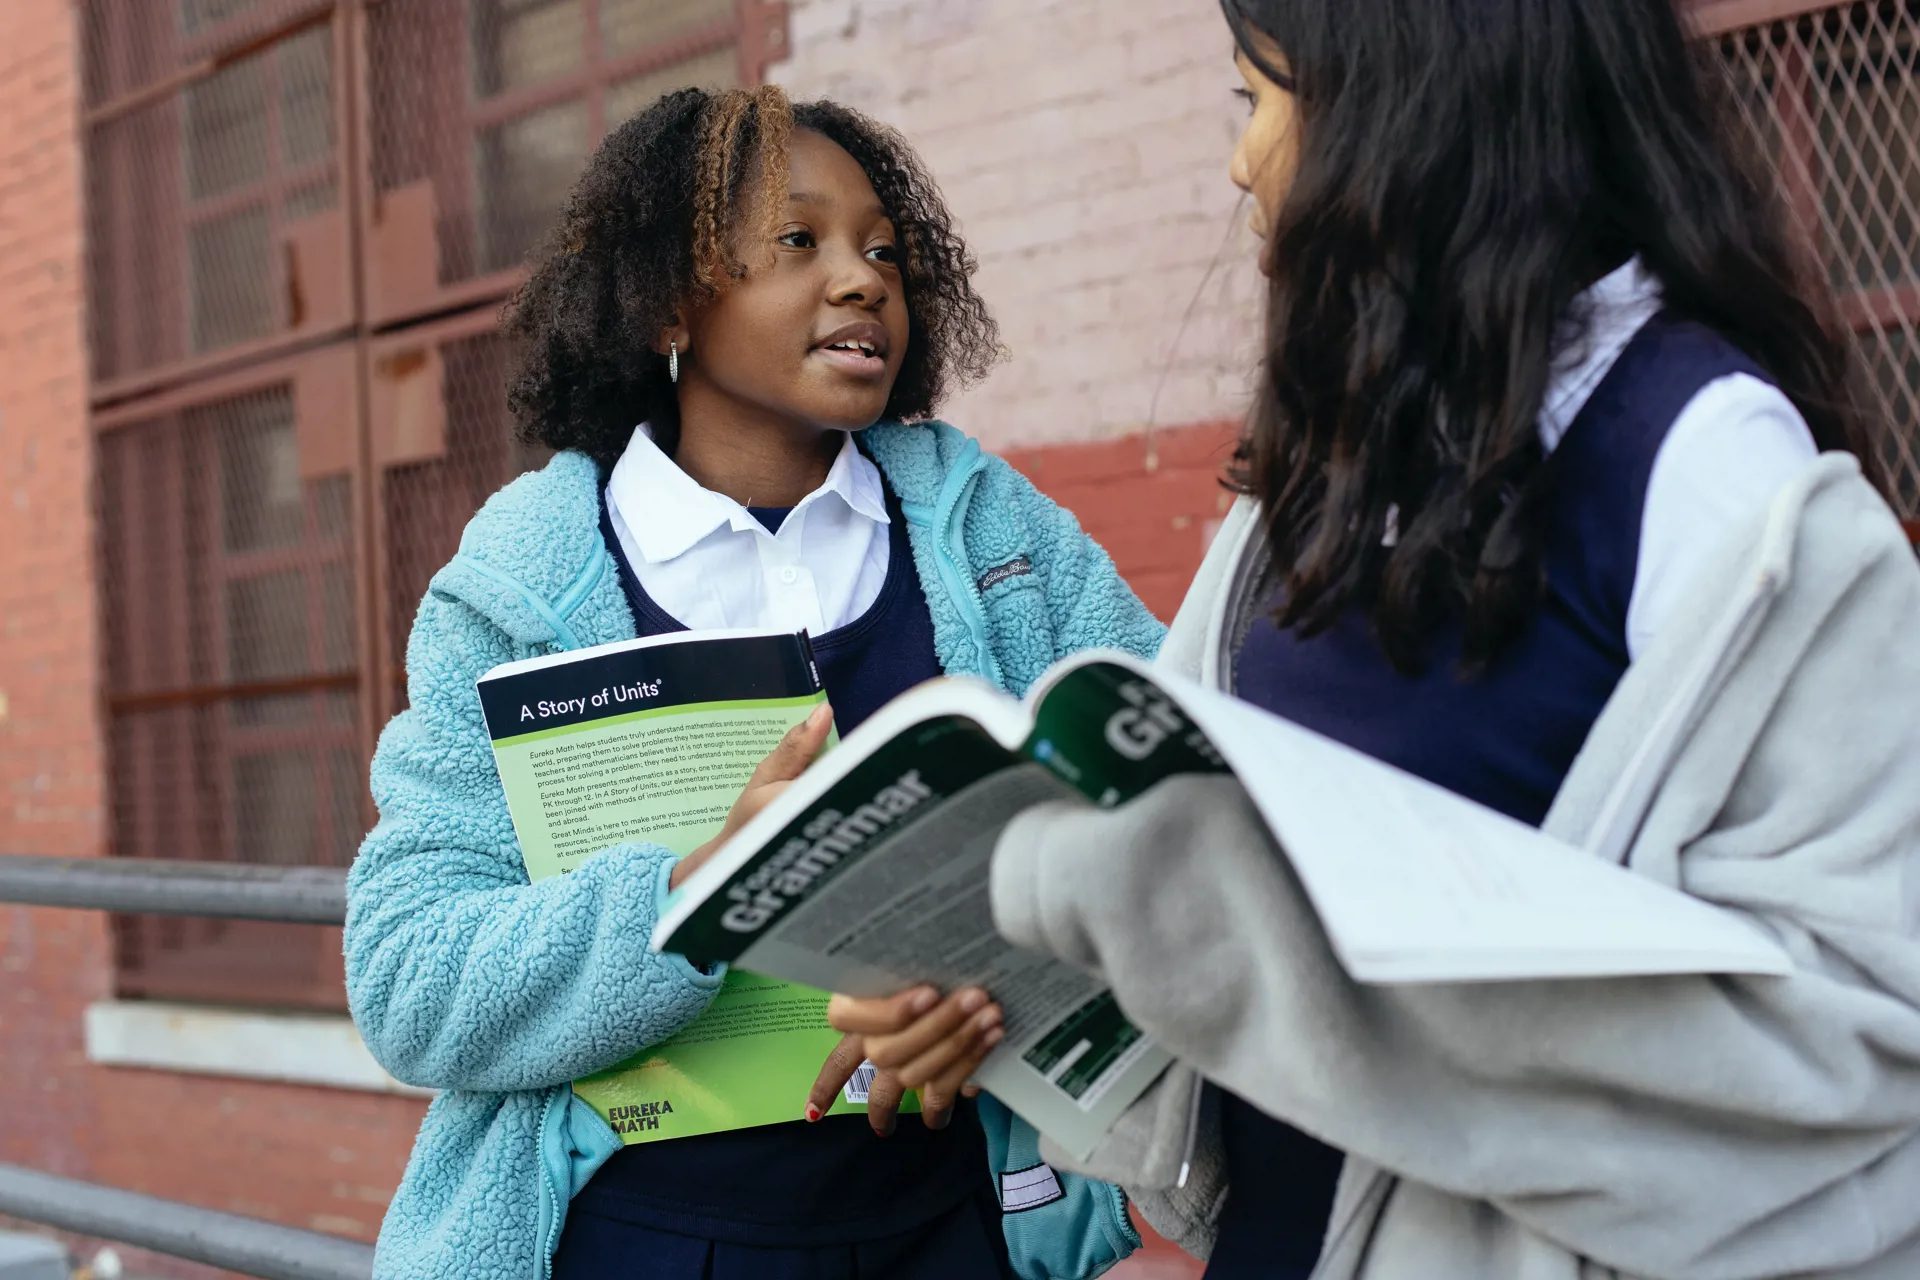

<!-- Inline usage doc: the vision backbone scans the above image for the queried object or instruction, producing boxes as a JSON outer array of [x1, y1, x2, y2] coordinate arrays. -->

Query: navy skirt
[[1201, 1093, 1343, 1280], [552, 1181, 1014, 1280]]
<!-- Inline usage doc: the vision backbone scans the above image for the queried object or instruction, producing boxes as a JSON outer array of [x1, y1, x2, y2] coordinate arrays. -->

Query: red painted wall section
[[1005, 419, 1240, 1280], [0, 7, 424, 1276], [1004, 421, 1244, 622]]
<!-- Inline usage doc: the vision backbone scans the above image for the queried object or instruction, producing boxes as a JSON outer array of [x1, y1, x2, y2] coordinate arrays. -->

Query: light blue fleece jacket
[[347, 422, 1166, 1279]]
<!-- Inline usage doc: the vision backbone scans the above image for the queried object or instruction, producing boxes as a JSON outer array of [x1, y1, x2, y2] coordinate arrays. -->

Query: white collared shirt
[[1540, 258, 1818, 658], [603, 428, 892, 634]]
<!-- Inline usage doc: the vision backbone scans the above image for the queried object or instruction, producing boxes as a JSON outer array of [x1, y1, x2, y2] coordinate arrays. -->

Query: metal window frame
[[82, 0, 788, 401], [79, 0, 786, 1008], [92, 352, 367, 1008]]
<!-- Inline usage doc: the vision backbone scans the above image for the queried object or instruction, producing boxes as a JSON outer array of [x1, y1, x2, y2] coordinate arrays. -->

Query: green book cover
[[477, 628, 908, 1144]]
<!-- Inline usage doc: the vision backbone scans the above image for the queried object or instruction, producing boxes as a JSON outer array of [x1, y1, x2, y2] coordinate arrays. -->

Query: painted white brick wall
[[773, 0, 1266, 450]]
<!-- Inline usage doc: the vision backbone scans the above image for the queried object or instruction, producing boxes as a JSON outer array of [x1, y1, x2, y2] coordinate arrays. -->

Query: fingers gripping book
[[652, 651, 1792, 1161], [477, 629, 914, 1144]]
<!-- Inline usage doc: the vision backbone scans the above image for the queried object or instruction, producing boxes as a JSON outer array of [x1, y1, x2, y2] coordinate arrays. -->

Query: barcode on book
[[843, 1060, 879, 1105]]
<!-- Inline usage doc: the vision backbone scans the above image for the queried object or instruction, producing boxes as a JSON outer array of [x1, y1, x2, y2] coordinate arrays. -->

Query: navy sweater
[[563, 487, 988, 1249], [1212, 316, 1773, 1277]]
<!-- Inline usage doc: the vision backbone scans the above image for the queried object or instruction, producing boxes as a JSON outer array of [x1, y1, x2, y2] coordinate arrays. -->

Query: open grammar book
[[653, 649, 1793, 1161]]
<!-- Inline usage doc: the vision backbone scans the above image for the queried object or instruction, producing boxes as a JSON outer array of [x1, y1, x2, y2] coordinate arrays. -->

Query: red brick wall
[[0, 0, 111, 1195], [1007, 421, 1242, 622], [1005, 419, 1241, 1280], [0, 7, 424, 1276], [780, 0, 1267, 457]]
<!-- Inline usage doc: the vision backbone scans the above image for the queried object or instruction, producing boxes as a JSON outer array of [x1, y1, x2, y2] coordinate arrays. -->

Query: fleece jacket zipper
[[538, 1087, 568, 1280], [906, 437, 1003, 687]]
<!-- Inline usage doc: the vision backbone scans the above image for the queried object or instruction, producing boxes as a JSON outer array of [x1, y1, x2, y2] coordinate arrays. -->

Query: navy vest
[[565, 486, 982, 1249], [1208, 316, 1773, 1278]]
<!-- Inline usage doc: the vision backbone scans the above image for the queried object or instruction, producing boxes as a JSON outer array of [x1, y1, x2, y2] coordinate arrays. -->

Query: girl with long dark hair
[[833, 1, 1920, 1275]]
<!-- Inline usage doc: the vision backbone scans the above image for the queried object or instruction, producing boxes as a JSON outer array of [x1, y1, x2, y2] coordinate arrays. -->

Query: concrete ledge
[[0, 1232, 65, 1280], [84, 1001, 431, 1098]]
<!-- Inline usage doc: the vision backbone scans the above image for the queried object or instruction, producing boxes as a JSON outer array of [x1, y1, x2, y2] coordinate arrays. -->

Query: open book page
[[651, 646, 1790, 1155], [1084, 655, 1794, 984], [477, 629, 902, 1144], [655, 681, 1174, 1161]]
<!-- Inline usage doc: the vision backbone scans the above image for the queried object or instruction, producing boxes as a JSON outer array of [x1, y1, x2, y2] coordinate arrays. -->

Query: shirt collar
[[605, 426, 890, 565], [1538, 256, 1665, 452]]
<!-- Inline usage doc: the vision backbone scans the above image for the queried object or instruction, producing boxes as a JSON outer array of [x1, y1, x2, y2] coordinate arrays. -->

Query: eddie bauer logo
[[976, 556, 1033, 592], [608, 1100, 674, 1134]]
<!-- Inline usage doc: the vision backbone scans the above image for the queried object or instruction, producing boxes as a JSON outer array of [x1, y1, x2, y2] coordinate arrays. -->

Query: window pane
[[314, 473, 352, 542], [605, 47, 740, 129], [601, 0, 735, 59], [182, 0, 261, 36], [227, 569, 313, 682], [189, 205, 275, 352], [321, 560, 357, 670], [279, 25, 336, 168], [228, 692, 313, 729], [215, 394, 304, 553], [186, 57, 268, 199], [475, 97, 588, 272], [472, 0, 584, 98], [232, 750, 319, 865], [285, 177, 339, 220], [329, 746, 365, 863]]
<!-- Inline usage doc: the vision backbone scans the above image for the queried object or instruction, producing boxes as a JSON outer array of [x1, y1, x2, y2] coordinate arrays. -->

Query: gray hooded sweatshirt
[[990, 456, 1920, 1279]]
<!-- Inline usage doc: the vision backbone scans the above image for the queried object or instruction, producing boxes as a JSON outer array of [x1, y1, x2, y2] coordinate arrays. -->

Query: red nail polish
[[804, 1104, 822, 1123]]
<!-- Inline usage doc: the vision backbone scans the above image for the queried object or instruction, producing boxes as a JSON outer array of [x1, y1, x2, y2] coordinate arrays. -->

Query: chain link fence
[[77, 0, 1920, 1007], [1711, 0, 1920, 513]]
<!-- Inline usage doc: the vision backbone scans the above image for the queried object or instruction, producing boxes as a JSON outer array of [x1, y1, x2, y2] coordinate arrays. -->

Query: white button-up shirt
[[1541, 258, 1818, 659], [603, 427, 892, 635]]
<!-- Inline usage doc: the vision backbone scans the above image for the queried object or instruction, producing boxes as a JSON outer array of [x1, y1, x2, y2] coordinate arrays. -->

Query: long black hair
[[504, 87, 999, 469], [1222, 0, 1874, 672]]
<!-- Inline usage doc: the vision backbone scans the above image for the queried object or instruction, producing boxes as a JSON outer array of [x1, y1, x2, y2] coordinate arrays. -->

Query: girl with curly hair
[[344, 85, 1159, 1280]]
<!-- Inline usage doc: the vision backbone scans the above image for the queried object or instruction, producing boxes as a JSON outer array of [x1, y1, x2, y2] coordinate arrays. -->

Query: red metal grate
[[83, 5, 345, 389], [82, 0, 787, 1007], [379, 322, 552, 709], [1709, 0, 1920, 513], [365, 0, 743, 323], [96, 383, 361, 1008]]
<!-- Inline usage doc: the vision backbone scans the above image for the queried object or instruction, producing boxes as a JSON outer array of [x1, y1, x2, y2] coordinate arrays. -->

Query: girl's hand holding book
[[826, 987, 1004, 1123], [669, 702, 835, 890], [805, 1033, 903, 1135]]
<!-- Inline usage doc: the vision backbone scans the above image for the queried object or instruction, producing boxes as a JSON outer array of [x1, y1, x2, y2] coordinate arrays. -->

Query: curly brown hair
[[503, 85, 1001, 469]]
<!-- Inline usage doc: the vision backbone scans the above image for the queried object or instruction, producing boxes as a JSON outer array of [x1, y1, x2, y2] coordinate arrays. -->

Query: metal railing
[[0, 857, 347, 923], [0, 1164, 372, 1280], [0, 860, 368, 1280]]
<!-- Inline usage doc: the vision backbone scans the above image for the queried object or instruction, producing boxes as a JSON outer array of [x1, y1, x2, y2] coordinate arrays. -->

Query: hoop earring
[[669, 340, 680, 384]]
